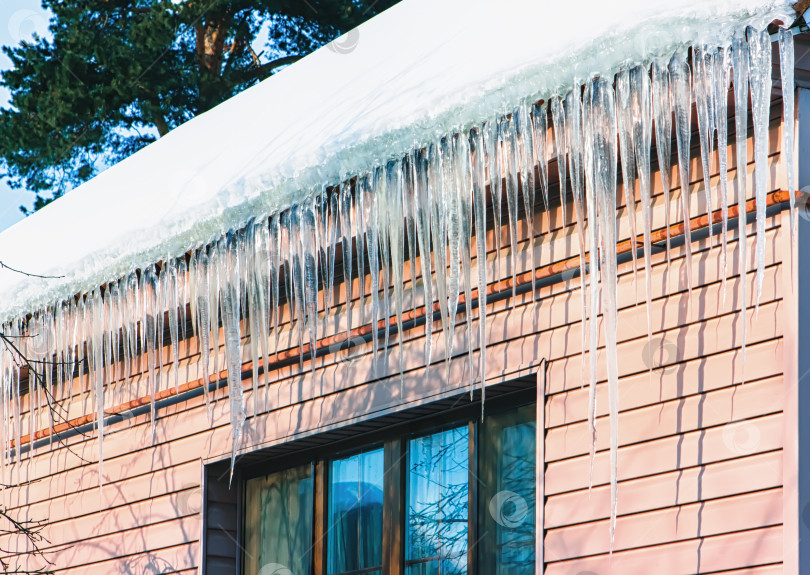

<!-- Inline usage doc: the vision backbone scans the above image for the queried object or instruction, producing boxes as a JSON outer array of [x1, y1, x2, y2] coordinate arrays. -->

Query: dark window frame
[[237, 387, 537, 575]]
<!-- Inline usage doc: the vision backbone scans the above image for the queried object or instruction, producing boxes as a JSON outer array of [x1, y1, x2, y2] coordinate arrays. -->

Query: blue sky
[[0, 0, 50, 231]]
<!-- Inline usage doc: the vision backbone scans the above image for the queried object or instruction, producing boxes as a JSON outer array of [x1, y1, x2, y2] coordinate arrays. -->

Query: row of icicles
[[0, 24, 794, 549]]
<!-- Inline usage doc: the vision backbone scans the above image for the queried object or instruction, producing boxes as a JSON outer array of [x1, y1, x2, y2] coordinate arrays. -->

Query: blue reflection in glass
[[328, 447, 384, 575], [406, 425, 469, 575]]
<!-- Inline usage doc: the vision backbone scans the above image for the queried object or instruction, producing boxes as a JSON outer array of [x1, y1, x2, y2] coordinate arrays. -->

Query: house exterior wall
[[0, 102, 795, 574]]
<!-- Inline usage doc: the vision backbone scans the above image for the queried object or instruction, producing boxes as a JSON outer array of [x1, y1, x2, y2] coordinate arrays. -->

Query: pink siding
[[0, 106, 792, 575]]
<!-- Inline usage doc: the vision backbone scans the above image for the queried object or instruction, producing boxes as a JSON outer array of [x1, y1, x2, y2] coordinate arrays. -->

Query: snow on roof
[[0, 0, 793, 320]]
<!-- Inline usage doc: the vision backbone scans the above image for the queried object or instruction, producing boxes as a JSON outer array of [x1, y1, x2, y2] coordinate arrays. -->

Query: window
[[242, 397, 536, 574], [328, 447, 384, 575], [406, 426, 470, 574], [244, 464, 314, 575]]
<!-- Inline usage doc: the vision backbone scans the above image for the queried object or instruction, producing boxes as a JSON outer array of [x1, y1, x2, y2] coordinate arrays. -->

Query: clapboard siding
[[1, 98, 791, 575]]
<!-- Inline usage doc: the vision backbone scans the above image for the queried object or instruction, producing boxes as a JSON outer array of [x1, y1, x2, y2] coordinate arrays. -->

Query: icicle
[[91, 289, 105, 487], [364, 173, 382, 367], [566, 87, 589, 390], [733, 34, 749, 384], [316, 193, 330, 318], [142, 265, 159, 440], [196, 249, 213, 416], [377, 167, 392, 359], [592, 75, 620, 552], [500, 116, 520, 305], [222, 231, 246, 481], [671, 49, 695, 294], [281, 211, 295, 340], [290, 205, 307, 366], [748, 26, 771, 314], [354, 182, 367, 323], [403, 155, 418, 313], [583, 79, 600, 492], [533, 102, 551, 232], [414, 150, 434, 370], [178, 257, 188, 356], [779, 27, 796, 236], [386, 160, 406, 384], [441, 136, 461, 368], [516, 102, 537, 299], [470, 126, 488, 410], [631, 64, 655, 365], [167, 258, 180, 392], [253, 219, 271, 395], [484, 120, 503, 280], [453, 132, 475, 391], [616, 69, 639, 293], [325, 191, 339, 320], [269, 213, 281, 357], [714, 46, 733, 298], [156, 262, 166, 396], [188, 250, 198, 354], [652, 61, 674, 266], [694, 46, 716, 241], [551, 96, 569, 229], [209, 240, 222, 382], [340, 183, 354, 340], [126, 272, 139, 383], [302, 200, 319, 371], [244, 221, 262, 408], [108, 282, 120, 400], [428, 143, 450, 366]]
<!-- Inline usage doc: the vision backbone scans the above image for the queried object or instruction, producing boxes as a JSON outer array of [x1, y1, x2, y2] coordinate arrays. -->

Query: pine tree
[[0, 0, 398, 212]]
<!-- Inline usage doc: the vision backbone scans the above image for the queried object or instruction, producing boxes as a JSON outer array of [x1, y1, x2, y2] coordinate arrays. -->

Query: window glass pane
[[327, 447, 384, 575], [478, 404, 536, 574], [244, 464, 314, 575], [406, 425, 469, 575]]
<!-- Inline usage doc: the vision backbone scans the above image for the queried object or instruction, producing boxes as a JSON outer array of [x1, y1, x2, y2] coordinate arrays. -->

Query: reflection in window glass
[[244, 464, 314, 575], [406, 425, 469, 575], [328, 447, 384, 575], [479, 404, 536, 574]]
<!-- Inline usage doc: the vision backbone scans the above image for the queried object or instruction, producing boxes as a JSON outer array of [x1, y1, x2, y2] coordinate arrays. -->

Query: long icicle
[[714, 46, 733, 300], [694, 46, 717, 245], [454, 132, 475, 392], [748, 26, 771, 314], [414, 150, 434, 372], [592, 74, 620, 553], [470, 127, 488, 412], [733, 34, 749, 385], [364, 173, 382, 369], [583, 79, 600, 492], [222, 232, 246, 483], [566, 86, 589, 391], [631, 64, 655, 367], [671, 49, 695, 296]]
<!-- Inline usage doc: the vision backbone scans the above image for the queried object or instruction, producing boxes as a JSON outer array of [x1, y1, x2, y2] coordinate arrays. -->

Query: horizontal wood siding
[[0, 105, 790, 574]]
